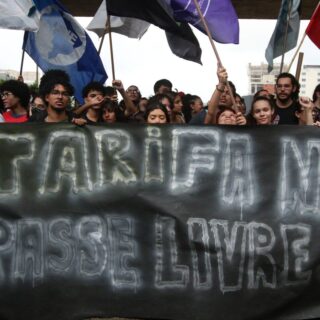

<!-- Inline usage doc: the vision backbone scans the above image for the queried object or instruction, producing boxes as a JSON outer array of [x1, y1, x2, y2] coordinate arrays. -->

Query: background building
[[247, 63, 287, 95], [0, 69, 39, 85]]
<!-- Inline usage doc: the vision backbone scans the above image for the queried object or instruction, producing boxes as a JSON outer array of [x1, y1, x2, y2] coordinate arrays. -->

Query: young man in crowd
[[113, 80, 144, 123], [0, 80, 30, 123], [153, 79, 173, 94], [274, 72, 300, 125], [73, 81, 106, 124], [29, 70, 77, 123]]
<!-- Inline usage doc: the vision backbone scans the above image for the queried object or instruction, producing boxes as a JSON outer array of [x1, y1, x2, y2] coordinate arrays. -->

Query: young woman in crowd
[[29, 94, 46, 117], [248, 96, 276, 125], [101, 100, 119, 124], [166, 91, 185, 124], [145, 100, 170, 124]]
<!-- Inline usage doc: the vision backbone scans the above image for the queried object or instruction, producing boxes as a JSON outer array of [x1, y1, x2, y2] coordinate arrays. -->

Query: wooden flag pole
[[192, 0, 238, 111], [19, 49, 25, 77], [287, 1, 320, 73], [98, 32, 107, 55], [295, 52, 304, 81], [280, 0, 293, 73], [286, 33, 307, 72], [107, 14, 116, 81]]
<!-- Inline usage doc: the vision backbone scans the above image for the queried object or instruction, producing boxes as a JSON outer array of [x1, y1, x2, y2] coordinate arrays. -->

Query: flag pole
[[192, 0, 238, 111], [107, 14, 116, 81], [287, 1, 320, 72], [295, 52, 304, 81], [286, 33, 307, 72], [19, 49, 25, 77], [98, 32, 107, 55], [280, 0, 293, 73]]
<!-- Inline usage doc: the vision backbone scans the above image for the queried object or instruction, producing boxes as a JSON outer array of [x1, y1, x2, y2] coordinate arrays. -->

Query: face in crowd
[[85, 89, 104, 110], [276, 77, 296, 103], [160, 96, 172, 116], [1, 91, 19, 110], [172, 94, 183, 113], [102, 107, 116, 124], [45, 84, 70, 111], [217, 109, 237, 125], [190, 97, 203, 115], [32, 97, 46, 111], [126, 86, 140, 103], [147, 108, 167, 124], [235, 95, 246, 115], [219, 86, 233, 108], [251, 98, 274, 125]]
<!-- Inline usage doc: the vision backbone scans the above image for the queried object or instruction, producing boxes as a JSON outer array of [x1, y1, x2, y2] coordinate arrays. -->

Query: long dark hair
[[144, 100, 170, 123]]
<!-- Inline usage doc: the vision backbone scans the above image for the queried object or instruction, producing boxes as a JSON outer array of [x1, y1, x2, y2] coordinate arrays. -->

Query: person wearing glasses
[[274, 72, 300, 125], [29, 70, 77, 123], [0, 80, 30, 123]]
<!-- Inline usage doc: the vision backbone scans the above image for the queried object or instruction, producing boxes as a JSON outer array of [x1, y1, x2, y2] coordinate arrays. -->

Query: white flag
[[87, 0, 150, 39], [0, 0, 40, 31]]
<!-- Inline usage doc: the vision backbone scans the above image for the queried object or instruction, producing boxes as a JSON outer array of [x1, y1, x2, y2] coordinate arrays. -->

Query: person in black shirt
[[274, 72, 300, 125], [29, 70, 76, 123]]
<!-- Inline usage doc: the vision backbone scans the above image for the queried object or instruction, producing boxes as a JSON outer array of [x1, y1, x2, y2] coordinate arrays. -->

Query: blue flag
[[265, 0, 300, 72], [23, 0, 108, 103], [170, 0, 239, 44]]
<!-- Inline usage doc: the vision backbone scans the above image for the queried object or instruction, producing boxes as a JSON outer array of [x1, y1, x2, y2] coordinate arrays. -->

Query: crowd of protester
[[0, 66, 319, 127]]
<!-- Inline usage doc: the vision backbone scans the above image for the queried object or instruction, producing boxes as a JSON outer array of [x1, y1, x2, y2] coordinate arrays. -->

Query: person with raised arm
[[113, 80, 144, 123], [296, 96, 315, 126], [205, 65, 246, 125], [73, 81, 106, 124]]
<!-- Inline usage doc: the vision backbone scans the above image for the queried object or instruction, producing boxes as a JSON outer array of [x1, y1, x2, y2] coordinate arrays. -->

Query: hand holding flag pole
[[192, 0, 238, 111]]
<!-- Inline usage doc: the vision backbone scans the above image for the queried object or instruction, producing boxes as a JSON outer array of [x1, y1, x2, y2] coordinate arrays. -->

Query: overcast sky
[[0, 18, 318, 102]]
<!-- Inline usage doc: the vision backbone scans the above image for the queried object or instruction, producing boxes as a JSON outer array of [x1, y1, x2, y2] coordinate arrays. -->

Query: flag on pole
[[265, 0, 301, 72], [88, 0, 150, 39], [106, 0, 202, 63], [0, 0, 40, 31], [170, 0, 239, 44], [23, 0, 108, 103], [306, 2, 320, 49]]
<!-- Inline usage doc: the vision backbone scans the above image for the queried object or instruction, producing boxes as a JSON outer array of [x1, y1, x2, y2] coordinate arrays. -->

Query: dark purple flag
[[170, 0, 239, 44]]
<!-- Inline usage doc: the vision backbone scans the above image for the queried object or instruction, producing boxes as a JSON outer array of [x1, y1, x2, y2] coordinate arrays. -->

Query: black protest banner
[[0, 123, 320, 320]]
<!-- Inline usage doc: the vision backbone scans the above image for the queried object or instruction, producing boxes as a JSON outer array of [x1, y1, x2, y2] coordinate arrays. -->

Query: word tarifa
[[0, 127, 319, 214], [0, 215, 311, 292]]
